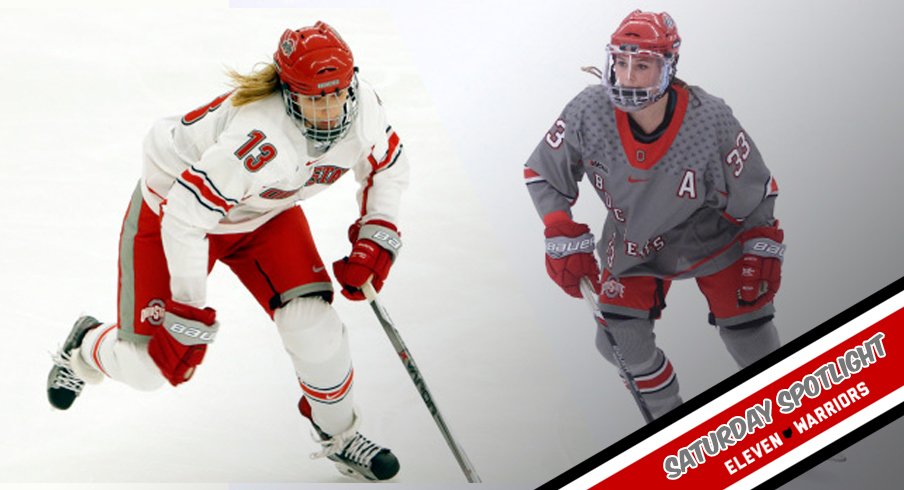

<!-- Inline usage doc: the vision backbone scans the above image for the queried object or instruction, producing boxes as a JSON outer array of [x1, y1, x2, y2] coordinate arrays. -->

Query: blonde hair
[[227, 62, 281, 107]]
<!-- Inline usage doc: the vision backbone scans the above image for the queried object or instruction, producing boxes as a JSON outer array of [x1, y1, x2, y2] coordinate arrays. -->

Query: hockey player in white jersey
[[47, 21, 406, 481], [525, 10, 784, 419]]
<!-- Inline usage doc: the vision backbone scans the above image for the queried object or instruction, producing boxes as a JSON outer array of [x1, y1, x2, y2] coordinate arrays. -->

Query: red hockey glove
[[147, 301, 219, 386], [738, 224, 785, 307], [545, 219, 600, 298], [333, 220, 402, 301]]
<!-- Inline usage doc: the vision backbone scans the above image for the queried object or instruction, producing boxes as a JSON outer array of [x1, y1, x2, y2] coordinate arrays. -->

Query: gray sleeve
[[716, 108, 777, 228], [524, 104, 585, 222]]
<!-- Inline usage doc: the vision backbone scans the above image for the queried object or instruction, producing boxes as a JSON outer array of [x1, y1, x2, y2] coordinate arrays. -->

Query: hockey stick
[[580, 277, 655, 424], [361, 283, 482, 483]]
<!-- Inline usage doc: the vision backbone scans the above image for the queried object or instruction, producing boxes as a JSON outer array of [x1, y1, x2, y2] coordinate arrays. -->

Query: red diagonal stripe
[[180, 170, 233, 213], [376, 131, 401, 169], [301, 369, 355, 403], [91, 324, 117, 377], [635, 360, 675, 391]]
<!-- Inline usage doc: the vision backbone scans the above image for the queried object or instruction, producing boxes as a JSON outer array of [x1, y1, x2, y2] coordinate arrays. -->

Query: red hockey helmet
[[610, 10, 681, 58], [274, 21, 359, 146], [604, 10, 681, 112]]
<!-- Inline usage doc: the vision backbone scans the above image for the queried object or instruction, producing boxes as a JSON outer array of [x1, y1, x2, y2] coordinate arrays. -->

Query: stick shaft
[[363, 284, 482, 482], [580, 278, 655, 424]]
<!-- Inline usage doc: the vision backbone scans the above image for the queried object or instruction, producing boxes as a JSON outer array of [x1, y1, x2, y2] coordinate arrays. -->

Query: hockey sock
[[276, 297, 355, 436], [80, 323, 166, 391], [79, 323, 116, 376], [595, 317, 682, 419]]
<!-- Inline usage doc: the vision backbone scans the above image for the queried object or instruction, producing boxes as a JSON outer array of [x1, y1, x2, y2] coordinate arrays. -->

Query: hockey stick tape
[[362, 277, 378, 302]]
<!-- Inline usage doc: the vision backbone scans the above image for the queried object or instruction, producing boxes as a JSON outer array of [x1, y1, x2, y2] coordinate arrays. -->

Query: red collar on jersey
[[615, 83, 689, 171]]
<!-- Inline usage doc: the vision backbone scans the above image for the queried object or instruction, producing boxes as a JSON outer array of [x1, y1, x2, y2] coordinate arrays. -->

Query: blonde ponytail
[[227, 63, 281, 107]]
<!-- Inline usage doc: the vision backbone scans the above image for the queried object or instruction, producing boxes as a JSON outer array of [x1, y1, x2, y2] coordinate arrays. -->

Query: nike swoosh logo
[[627, 176, 650, 183], [312, 266, 325, 273]]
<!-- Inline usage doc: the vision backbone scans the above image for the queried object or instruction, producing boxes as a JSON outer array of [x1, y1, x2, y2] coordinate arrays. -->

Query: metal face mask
[[281, 77, 358, 146], [603, 45, 673, 112]]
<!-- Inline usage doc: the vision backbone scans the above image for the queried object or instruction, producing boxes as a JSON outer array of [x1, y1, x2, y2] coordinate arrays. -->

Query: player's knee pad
[[594, 317, 657, 367], [274, 297, 350, 368], [718, 317, 780, 369]]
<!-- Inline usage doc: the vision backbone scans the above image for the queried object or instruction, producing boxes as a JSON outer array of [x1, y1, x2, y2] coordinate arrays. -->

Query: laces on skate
[[308, 413, 362, 459], [49, 350, 86, 393]]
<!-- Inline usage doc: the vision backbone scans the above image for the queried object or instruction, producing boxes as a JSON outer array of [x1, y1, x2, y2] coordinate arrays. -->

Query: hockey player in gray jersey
[[525, 10, 784, 419]]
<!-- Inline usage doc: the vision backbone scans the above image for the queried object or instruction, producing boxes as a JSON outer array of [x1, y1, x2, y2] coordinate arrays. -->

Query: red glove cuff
[[544, 219, 591, 239], [166, 301, 216, 326]]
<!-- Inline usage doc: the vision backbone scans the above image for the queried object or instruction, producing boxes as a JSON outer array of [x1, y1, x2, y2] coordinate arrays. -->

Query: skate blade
[[333, 462, 373, 481]]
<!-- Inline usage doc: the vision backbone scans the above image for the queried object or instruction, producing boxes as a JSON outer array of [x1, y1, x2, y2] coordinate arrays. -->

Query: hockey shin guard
[[275, 297, 355, 436], [80, 323, 166, 391], [594, 317, 683, 420]]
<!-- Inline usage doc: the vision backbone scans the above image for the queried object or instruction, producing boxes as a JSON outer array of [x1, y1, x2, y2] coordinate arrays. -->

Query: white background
[[1, 0, 904, 488]]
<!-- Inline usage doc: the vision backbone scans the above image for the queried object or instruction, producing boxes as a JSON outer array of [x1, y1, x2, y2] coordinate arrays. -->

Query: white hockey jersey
[[140, 80, 409, 306]]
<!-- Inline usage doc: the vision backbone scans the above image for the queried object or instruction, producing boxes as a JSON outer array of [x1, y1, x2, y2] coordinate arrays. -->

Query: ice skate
[[47, 315, 102, 410], [314, 428, 400, 481], [308, 413, 400, 481]]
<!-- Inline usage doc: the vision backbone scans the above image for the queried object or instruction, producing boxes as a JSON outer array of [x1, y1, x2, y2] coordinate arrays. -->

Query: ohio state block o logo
[[636, 150, 646, 163], [140, 299, 166, 326]]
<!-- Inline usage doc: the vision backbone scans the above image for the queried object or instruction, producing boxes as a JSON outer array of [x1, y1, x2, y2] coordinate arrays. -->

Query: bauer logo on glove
[[546, 236, 595, 258], [749, 239, 785, 258], [165, 321, 217, 344]]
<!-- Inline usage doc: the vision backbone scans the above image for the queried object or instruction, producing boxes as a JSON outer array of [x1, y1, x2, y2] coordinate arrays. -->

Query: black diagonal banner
[[539, 276, 904, 490]]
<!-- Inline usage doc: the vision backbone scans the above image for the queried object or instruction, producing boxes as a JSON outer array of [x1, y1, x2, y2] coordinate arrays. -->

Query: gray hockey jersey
[[525, 82, 779, 280]]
